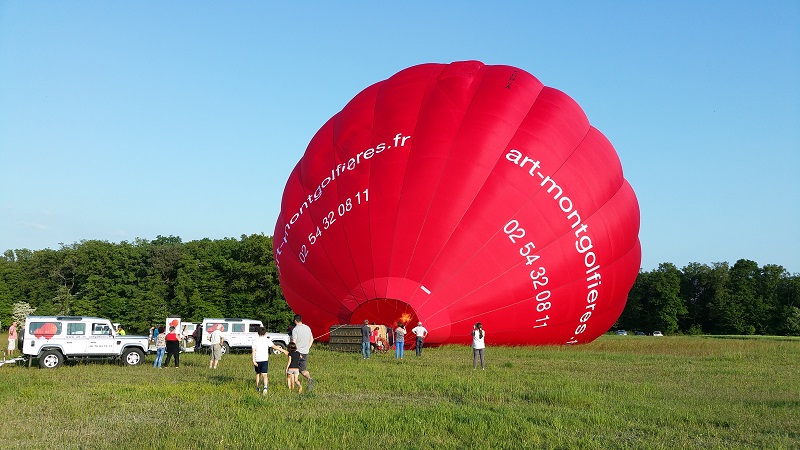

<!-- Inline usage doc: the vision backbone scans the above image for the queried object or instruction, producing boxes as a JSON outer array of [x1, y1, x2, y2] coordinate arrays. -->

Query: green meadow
[[0, 335, 797, 449]]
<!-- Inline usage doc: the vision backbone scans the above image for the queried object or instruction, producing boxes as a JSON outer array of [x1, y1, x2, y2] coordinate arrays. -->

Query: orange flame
[[399, 313, 412, 324]]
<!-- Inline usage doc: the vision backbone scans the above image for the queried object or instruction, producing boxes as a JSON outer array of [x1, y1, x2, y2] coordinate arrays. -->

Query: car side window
[[92, 323, 111, 335], [233, 324, 245, 333], [67, 323, 86, 335], [28, 322, 63, 337], [207, 323, 228, 333], [248, 324, 260, 333]]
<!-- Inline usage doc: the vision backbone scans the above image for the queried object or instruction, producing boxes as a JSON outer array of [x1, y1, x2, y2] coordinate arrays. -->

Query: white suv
[[22, 316, 149, 368], [200, 318, 289, 355]]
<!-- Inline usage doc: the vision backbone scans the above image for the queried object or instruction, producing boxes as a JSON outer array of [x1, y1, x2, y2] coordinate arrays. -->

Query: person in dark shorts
[[291, 314, 315, 391], [285, 342, 303, 393], [252, 326, 288, 394]]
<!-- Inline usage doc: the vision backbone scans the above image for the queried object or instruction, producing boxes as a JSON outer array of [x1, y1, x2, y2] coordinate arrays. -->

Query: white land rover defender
[[22, 316, 149, 368], [200, 318, 290, 355]]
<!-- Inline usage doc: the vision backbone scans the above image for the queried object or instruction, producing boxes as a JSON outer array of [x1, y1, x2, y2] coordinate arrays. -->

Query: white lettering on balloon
[[504, 149, 602, 344], [502, 219, 551, 329], [275, 133, 411, 270]]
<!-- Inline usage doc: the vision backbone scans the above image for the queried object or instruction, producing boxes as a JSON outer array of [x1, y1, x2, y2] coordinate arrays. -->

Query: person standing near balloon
[[370, 326, 379, 352], [471, 323, 486, 370], [394, 323, 406, 359], [411, 322, 428, 357], [291, 315, 315, 391], [360, 320, 371, 359]]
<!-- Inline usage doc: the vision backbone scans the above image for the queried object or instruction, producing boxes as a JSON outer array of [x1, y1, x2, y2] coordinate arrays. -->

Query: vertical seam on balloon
[[381, 64, 448, 318], [395, 63, 490, 312], [413, 72, 546, 313], [324, 113, 374, 311], [280, 125, 358, 320]]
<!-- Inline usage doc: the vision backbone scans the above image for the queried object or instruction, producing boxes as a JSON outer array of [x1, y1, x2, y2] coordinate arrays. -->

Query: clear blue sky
[[1, 2, 798, 273]]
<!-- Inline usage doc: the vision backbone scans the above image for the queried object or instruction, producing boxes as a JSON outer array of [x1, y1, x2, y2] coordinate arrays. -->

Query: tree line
[[619, 261, 800, 336], [1, 236, 798, 337], [0, 235, 293, 334]]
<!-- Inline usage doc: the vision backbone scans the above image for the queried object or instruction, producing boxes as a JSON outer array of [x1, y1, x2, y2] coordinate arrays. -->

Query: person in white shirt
[[411, 321, 428, 357], [209, 325, 225, 369], [290, 314, 315, 391], [252, 326, 288, 394], [471, 322, 486, 370]]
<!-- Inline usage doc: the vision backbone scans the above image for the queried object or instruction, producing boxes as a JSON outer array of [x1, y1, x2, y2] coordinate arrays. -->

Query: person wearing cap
[[411, 321, 428, 357]]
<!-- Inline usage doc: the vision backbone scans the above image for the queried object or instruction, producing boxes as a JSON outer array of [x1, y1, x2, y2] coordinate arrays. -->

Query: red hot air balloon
[[274, 61, 640, 346]]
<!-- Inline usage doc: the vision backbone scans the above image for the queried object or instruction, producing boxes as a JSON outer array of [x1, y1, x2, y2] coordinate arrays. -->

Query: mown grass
[[0, 335, 798, 449]]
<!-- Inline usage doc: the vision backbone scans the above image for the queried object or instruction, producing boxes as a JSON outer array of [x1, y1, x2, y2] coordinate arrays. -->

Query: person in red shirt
[[163, 326, 181, 368], [369, 327, 379, 353]]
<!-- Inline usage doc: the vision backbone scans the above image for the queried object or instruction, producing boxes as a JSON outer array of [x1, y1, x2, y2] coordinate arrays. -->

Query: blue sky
[[1, 2, 798, 273]]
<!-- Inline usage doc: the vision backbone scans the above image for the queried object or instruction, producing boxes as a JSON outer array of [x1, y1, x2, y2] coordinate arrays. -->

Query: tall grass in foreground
[[0, 336, 797, 449]]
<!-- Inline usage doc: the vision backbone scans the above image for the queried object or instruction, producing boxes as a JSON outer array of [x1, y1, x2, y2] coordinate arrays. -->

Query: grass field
[[0, 335, 798, 449]]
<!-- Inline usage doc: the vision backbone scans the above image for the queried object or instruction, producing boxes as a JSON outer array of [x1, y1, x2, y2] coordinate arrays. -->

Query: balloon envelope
[[274, 61, 640, 346]]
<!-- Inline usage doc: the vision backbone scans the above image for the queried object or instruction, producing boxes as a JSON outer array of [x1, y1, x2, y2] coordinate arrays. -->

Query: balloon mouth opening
[[349, 298, 419, 327]]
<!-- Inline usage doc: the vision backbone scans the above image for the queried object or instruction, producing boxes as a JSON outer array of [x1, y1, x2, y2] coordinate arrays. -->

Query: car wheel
[[39, 349, 63, 369], [17, 329, 24, 354], [221, 342, 230, 355], [122, 348, 145, 366], [271, 341, 287, 354]]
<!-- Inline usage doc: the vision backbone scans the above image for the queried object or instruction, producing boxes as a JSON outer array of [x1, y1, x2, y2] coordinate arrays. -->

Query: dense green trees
[[619, 259, 799, 335], [1, 237, 798, 337], [0, 235, 293, 334]]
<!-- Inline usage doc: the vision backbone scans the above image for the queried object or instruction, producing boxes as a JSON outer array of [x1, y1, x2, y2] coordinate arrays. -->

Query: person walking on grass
[[252, 326, 288, 395], [394, 322, 406, 359], [411, 321, 428, 356], [361, 320, 371, 359], [471, 322, 486, 370], [285, 342, 303, 393], [153, 326, 166, 368], [209, 325, 224, 369], [290, 315, 315, 391]]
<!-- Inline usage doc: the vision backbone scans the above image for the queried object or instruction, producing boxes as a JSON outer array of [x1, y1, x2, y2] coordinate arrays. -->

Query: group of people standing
[[391, 321, 430, 359], [360, 320, 429, 360], [359, 320, 485, 369], [152, 325, 183, 368]]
